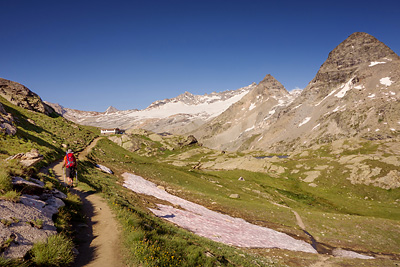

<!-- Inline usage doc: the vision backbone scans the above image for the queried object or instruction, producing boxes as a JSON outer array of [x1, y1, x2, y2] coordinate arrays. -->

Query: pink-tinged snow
[[380, 77, 393, 87], [122, 173, 317, 253], [298, 117, 311, 127], [369, 61, 386, 67]]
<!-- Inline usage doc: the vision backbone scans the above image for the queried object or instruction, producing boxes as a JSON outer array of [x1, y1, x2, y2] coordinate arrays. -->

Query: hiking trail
[[48, 138, 124, 267]]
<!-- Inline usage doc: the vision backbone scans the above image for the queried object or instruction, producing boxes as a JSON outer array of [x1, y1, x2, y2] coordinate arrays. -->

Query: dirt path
[[49, 138, 124, 267]]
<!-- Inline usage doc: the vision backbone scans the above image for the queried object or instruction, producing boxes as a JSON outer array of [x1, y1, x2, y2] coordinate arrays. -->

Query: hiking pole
[[75, 168, 79, 186]]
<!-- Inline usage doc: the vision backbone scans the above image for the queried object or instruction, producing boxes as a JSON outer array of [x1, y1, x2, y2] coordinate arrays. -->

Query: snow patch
[[380, 77, 393, 87], [312, 123, 320, 131], [368, 94, 376, 98], [249, 103, 256, 111], [122, 173, 317, 253], [299, 117, 311, 127], [369, 61, 386, 67], [335, 79, 353, 98], [293, 104, 302, 109], [390, 91, 396, 95], [332, 105, 346, 113], [391, 128, 396, 131], [375, 129, 380, 132], [244, 126, 255, 132]]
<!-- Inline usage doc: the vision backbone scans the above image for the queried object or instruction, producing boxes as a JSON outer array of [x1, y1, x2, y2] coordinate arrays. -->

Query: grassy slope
[[0, 96, 98, 265], [78, 139, 281, 267], [95, 135, 400, 266], [0, 96, 98, 171]]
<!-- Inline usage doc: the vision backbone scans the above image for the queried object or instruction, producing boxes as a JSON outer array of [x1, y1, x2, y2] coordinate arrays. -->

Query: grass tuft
[[0, 190, 21, 202], [30, 234, 74, 267], [0, 169, 12, 194]]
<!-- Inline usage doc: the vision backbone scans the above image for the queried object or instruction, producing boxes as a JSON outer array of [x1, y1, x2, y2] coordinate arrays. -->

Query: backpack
[[66, 153, 76, 168]]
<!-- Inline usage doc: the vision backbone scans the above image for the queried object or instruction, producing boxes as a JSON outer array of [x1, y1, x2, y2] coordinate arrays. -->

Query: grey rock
[[95, 164, 113, 174], [12, 177, 44, 195], [0, 200, 57, 259], [0, 103, 16, 136], [51, 189, 67, 199], [229, 194, 240, 199]]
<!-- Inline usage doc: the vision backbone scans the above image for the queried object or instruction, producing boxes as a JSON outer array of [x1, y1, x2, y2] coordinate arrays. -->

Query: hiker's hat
[[66, 149, 73, 154]]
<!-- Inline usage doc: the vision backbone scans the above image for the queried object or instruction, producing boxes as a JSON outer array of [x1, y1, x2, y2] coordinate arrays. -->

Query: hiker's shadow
[[71, 189, 99, 267]]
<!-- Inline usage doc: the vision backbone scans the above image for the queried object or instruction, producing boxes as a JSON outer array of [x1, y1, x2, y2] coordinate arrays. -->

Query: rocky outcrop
[[6, 149, 44, 167], [0, 103, 16, 135], [0, 177, 66, 259], [0, 78, 54, 115]]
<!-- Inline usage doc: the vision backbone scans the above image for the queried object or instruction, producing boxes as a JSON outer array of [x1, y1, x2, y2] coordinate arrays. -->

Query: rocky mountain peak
[[323, 32, 397, 70], [255, 74, 288, 97], [105, 106, 118, 114], [306, 32, 399, 96], [175, 91, 195, 103]]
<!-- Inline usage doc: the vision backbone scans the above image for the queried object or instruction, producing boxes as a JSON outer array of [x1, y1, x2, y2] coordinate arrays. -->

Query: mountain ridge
[[46, 83, 256, 133]]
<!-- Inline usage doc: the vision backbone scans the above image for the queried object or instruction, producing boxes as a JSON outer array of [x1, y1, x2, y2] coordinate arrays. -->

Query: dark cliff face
[[305, 32, 399, 96], [0, 78, 54, 115]]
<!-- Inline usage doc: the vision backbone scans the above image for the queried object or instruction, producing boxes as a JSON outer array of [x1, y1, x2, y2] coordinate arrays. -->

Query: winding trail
[[49, 138, 124, 267]]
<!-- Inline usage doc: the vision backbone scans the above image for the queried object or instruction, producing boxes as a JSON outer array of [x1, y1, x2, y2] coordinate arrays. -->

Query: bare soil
[[50, 138, 125, 267]]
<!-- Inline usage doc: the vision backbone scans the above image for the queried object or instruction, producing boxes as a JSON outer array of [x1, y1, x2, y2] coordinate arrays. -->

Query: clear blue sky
[[1, 0, 399, 111]]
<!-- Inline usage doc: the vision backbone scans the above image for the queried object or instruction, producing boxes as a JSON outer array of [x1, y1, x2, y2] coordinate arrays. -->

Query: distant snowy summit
[[46, 83, 257, 133]]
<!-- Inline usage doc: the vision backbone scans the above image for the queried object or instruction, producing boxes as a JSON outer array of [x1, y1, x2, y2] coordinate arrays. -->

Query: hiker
[[63, 149, 77, 187]]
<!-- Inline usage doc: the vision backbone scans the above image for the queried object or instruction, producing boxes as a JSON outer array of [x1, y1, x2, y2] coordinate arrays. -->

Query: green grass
[[78, 140, 284, 266], [0, 169, 12, 194], [0, 190, 21, 202], [91, 136, 400, 264], [0, 257, 29, 267], [0, 96, 98, 171], [29, 234, 75, 267]]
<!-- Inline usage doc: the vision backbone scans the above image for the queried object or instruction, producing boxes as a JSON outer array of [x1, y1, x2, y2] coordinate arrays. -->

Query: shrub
[[30, 234, 74, 267]]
